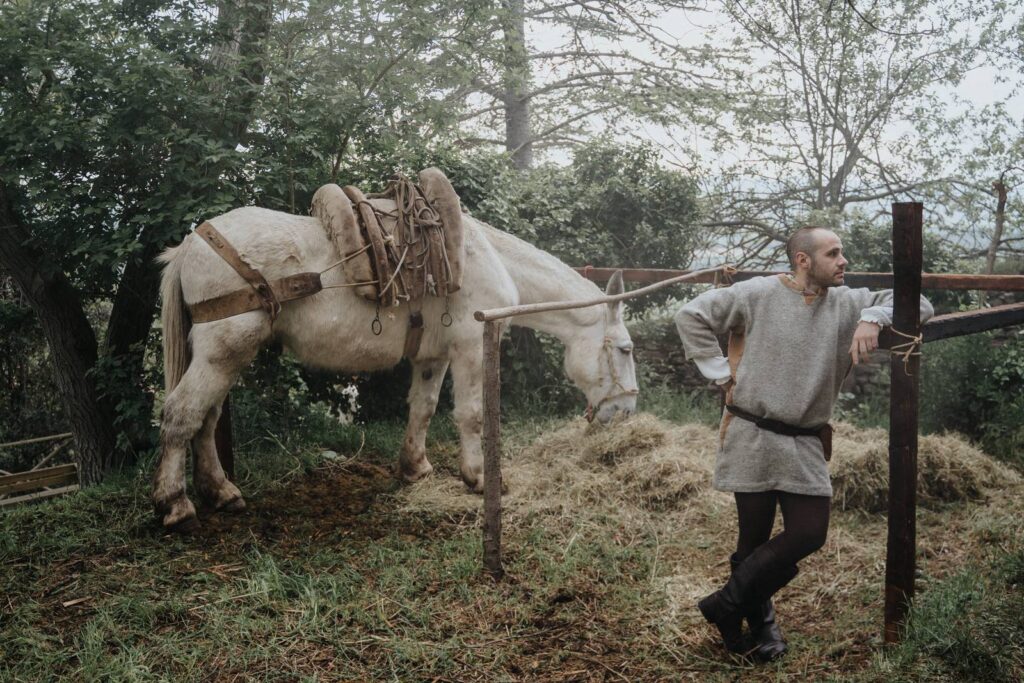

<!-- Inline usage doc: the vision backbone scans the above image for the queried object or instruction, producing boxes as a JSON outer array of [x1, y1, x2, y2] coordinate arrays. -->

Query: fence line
[[576, 267, 1024, 291], [474, 265, 732, 322]]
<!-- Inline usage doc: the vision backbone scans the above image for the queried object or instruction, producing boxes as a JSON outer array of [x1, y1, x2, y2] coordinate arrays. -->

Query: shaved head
[[786, 226, 829, 269]]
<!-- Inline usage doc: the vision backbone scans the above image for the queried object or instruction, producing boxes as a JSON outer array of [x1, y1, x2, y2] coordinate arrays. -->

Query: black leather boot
[[731, 554, 791, 661], [698, 545, 797, 656]]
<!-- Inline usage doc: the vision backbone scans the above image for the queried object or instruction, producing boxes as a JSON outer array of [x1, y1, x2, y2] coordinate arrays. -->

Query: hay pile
[[398, 414, 1020, 518], [830, 422, 1021, 512], [399, 414, 716, 521]]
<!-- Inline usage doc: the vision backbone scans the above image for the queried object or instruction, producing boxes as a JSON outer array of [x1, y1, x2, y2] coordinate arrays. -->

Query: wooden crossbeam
[[0, 485, 80, 508], [0, 464, 79, 497], [576, 267, 1024, 291], [879, 302, 1024, 348]]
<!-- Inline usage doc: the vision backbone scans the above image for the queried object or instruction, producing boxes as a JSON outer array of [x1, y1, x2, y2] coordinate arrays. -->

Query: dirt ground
[[7, 418, 1022, 681]]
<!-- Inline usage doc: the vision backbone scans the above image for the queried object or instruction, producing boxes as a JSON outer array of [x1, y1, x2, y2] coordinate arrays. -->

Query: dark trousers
[[734, 490, 830, 566]]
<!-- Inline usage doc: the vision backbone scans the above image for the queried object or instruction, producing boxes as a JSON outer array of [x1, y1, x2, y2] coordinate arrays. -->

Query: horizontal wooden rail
[[576, 267, 1024, 291], [879, 302, 1024, 348], [475, 266, 728, 322], [0, 463, 78, 497], [0, 485, 80, 508], [0, 432, 73, 450]]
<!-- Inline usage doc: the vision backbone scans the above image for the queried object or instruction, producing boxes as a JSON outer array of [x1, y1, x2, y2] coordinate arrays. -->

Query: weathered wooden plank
[[481, 320, 504, 580], [474, 266, 726, 322], [885, 202, 923, 645], [0, 432, 73, 450], [0, 485, 80, 508], [576, 267, 1024, 291], [878, 302, 1024, 349], [920, 302, 1024, 343], [0, 464, 79, 496]]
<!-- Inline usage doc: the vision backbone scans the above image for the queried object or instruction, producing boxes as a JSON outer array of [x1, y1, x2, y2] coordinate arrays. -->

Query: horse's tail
[[158, 241, 191, 395]]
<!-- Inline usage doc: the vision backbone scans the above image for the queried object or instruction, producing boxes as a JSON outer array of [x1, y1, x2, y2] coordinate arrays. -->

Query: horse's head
[[563, 271, 639, 423]]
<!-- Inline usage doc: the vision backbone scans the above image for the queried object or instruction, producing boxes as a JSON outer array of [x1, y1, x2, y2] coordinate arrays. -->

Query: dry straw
[[399, 414, 1020, 520], [829, 422, 1021, 512]]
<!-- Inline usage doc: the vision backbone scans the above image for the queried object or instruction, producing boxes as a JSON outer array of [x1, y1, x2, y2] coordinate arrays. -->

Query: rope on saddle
[[356, 173, 453, 308]]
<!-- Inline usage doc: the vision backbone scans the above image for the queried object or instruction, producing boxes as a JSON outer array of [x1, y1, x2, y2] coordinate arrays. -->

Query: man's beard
[[809, 258, 843, 289]]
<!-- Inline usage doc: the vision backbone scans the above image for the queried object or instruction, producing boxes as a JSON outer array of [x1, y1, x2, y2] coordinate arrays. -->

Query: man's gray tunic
[[675, 275, 933, 497]]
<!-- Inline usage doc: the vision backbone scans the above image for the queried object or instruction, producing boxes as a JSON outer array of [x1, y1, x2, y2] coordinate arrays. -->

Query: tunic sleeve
[[674, 284, 749, 360], [852, 289, 934, 325]]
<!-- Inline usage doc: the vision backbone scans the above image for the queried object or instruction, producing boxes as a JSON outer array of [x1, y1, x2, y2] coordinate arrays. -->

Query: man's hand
[[850, 321, 881, 364]]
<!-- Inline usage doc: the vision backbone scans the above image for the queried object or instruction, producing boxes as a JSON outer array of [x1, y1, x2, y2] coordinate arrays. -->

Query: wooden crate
[[0, 463, 79, 507]]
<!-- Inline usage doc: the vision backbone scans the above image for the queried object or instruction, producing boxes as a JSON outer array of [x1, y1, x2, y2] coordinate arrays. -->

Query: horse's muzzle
[[591, 393, 638, 424]]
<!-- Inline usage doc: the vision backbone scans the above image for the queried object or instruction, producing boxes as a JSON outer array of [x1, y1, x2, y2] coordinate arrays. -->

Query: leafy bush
[[920, 329, 1024, 468], [0, 294, 67, 470]]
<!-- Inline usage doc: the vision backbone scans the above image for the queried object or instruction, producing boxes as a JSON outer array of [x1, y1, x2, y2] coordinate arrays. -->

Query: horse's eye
[[619, 345, 633, 355]]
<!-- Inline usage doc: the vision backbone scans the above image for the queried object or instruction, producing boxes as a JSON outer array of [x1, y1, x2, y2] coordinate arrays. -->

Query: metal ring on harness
[[371, 301, 383, 336]]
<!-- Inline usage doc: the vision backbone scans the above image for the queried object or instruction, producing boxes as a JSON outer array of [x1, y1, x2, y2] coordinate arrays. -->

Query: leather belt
[[726, 404, 833, 461]]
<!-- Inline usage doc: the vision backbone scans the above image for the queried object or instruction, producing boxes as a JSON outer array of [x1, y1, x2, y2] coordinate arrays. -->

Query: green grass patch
[[2, 397, 1022, 681]]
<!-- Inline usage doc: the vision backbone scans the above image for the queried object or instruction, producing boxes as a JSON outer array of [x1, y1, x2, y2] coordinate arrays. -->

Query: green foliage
[[450, 143, 701, 316], [500, 328, 580, 416], [0, 293, 66, 470], [920, 330, 1024, 468]]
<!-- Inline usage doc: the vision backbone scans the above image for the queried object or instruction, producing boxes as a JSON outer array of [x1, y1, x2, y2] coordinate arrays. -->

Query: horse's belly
[[276, 299, 407, 372]]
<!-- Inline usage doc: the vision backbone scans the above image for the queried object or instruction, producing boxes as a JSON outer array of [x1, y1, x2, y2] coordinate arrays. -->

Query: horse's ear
[[605, 270, 624, 320]]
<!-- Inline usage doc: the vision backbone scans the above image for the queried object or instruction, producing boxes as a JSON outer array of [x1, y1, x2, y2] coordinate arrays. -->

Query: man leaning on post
[[675, 226, 933, 661]]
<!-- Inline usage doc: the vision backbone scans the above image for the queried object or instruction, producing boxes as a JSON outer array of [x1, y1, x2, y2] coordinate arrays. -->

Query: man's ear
[[794, 251, 811, 271]]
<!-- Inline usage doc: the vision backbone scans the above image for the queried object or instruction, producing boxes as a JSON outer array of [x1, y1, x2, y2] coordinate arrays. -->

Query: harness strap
[[403, 309, 425, 359], [189, 272, 322, 324], [196, 222, 281, 322]]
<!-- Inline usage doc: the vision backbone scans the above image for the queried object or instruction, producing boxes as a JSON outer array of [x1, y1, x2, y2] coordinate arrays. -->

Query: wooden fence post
[[482, 320, 504, 580], [215, 395, 234, 481], [885, 202, 923, 644]]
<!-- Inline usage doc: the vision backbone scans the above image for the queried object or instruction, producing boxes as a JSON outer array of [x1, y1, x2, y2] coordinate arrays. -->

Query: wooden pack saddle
[[188, 168, 466, 356]]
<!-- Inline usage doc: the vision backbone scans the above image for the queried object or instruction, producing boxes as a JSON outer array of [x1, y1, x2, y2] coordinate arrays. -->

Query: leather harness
[[188, 222, 323, 324]]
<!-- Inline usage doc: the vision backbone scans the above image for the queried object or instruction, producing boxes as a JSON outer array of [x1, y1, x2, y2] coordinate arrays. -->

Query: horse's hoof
[[460, 473, 485, 494], [217, 496, 246, 513], [198, 480, 244, 512], [160, 496, 199, 533], [401, 461, 434, 483]]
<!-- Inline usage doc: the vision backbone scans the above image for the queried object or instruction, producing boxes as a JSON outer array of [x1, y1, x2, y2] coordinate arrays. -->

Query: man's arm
[[850, 290, 935, 364], [674, 284, 749, 381]]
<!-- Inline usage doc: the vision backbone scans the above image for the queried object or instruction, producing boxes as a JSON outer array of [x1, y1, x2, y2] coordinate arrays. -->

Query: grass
[[1, 389, 1022, 681]]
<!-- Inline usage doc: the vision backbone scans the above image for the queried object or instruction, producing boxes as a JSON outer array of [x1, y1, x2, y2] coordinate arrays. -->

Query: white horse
[[154, 205, 638, 531]]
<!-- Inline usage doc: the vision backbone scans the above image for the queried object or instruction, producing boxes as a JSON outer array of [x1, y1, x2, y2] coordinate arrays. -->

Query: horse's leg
[[449, 343, 485, 492], [398, 357, 450, 482], [154, 326, 260, 531], [191, 402, 245, 512]]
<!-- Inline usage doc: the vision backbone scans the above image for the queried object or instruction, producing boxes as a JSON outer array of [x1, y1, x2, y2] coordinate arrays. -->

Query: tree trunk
[[980, 177, 1008, 306], [0, 186, 117, 485], [212, 0, 274, 143], [104, 239, 163, 453], [501, 0, 532, 170]]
